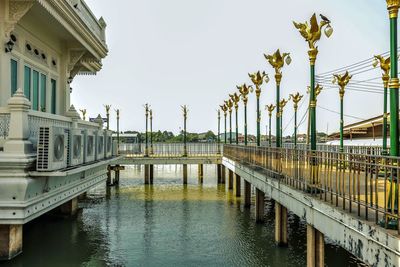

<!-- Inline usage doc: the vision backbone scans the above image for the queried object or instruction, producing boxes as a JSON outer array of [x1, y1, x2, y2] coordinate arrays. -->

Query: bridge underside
[[222, 157, 400, 266]]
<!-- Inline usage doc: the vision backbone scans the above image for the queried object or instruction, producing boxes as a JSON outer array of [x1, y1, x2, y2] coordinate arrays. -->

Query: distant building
[[112, 132, 139, 143]]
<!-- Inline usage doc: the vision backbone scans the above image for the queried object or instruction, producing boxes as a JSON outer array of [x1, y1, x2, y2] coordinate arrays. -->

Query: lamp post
[[290, 93, 304, 148], [182, 105, 188, 157], [144, 103, 150, 157], [332, 71, 352, 152], [217, 109, 221, 153], [306, 84, 323, 145], [264, 49, 292, 148], [225, 99, 233, 144], [249, 71, 270, 147], [265, 104, 275, 147], [230, 92, 240, 144], [373, 55, 390, 155], [238, 83, 253, 146], [149, 109, 153, 154], [220, 104, 228, 144], [104, 104, 111, 130], [79, 109, 87, 121], [279, 97, 290, 143], [115, 109, 120, 154]]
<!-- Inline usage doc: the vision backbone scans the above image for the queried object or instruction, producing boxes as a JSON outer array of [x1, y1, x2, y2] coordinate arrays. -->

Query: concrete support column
[[149, 164, 154, 184], [60, 197, 78, 217], [307, 224, 325, 267], [0, 224, 22, 260], [115, 169, 120, 185], [221, 165, 226, 184], [107, 165, 112, 186], [228, 169, 233, 190], [275, 202, 288, 246], [144, 164, 150, 184], [234, 174, 241, 197], [198, 164, 204, 184], [255, 188, 265, 223], [244, 180, 251, 207], [183, 164, 188, 184], [217, 164, 222, 183]]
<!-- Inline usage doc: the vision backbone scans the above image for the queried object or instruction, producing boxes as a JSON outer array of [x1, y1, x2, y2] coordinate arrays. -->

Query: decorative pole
[[290, 93, 304, 147], [373, 55, 390, 155], [220, 104, 228, 144], [225, 99, 233, 144], [332, 71, 352, 152], [182, 105, 188, 157], [249, 71, 270, 146], [230, 92, 240, 144], [79, 109, 87, 121], [144, 103, 149, 157], [115, 109, 120, 154], [264, 49, 292, 148], [265, 104, 275, 147], [217, 109, 221, 153], [150, 109, 153, 154], [306, 84, 323, 145], [279, 97, 290, 143], [104, 104, 111, 130], [238, 83, 253, 146]]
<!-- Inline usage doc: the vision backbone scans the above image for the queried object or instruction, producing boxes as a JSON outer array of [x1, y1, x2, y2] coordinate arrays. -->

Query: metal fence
[[223, 145, 399, 233], [119, 143, 222, 157]]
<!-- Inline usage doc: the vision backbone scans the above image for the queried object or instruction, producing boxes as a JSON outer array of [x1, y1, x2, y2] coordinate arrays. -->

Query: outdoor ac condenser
[[96, 129, 104, 160], [68, 129, 85, 167], [104, 130, 113, 158], [37, 126, 69, 171], [84, 129, 96, 163]]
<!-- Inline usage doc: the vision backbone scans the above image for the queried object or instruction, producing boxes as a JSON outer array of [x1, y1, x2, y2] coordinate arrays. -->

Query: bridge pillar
[[0, 224, 22, 260], [244, 180, 251, 207], [228, 169, 233, 190], [221, 166, 226, 184], [217, 164, 222, 183], [275, 202, 288, 246], [114, 165, 121, 185], [144, 164, 150, 184], [59, 197, 78, 217], [107, 165, 112, 186], [149, 164, 154, 184], [198, 164, 204, 184], [307, 225, 325, 267], [255, 188, 265, 223], [234, 174, 241, 197], [183, 164, 188, 184]]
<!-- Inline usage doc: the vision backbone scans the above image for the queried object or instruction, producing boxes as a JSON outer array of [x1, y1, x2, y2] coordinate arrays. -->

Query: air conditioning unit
[[84, 129, 96, 163], [68, 129, 85, 167], [96, 129, 104, 160], [37, 126, 69, 171], [105, 130, 113, 158]]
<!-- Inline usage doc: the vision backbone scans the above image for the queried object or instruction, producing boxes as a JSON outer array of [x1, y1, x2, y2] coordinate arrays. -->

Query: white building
[[0, 0, 115, 260]]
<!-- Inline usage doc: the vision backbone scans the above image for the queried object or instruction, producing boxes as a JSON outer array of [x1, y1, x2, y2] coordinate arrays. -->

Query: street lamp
[[249, 71, 270, 146], [306, 84, 323, 145], [373, 55, 390, 155], [237, 83, 253, 146], [230, 92, 240, 144], [181, 105, 188, 157], [264, 49, 292, 148], [225, 99, 233, 144], [220, 104, 228, 144], [115, 109, 120, 155], [332, 71, 352, 152], [104, 104, 111, 130], [144, 103, 150, 157], [265, 104, 275, 147], [290, 93, 304, 148], [217, 109, 221, 153], [149, 109, 153, 154], [279, 97, 290, 143]]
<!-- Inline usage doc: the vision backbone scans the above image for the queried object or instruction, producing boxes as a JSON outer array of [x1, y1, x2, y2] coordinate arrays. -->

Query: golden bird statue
[[265, 104, 275, 117], [290, 92, 304, 111], [264, 49, 291, 75], [332, 71, 352, 98], [229, 92, 240, 109]]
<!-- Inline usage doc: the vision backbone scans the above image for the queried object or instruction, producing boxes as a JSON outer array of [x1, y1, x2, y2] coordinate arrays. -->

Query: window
[[40, 74, 46, 112], [10, 59, 18, 95], [24, 66, 31, 99], [32, 70, 39, 110], [51, 79, 56, 114]]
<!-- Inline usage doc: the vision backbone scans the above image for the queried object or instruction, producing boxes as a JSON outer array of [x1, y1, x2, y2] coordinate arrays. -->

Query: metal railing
[[224, 145, 400, 233], [119, 143, 222, 157]]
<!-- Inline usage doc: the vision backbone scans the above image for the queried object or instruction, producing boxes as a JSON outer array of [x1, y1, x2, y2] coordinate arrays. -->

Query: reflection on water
[[4, 164, 364, 267]]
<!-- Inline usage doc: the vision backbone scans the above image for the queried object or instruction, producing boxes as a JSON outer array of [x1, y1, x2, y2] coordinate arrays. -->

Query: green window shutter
[[32, 70, 39, 110], [51, 79, 56, 114], [10, 59, 17, 95], [24, 66, 31, 100], [40, 74, 46, 112]]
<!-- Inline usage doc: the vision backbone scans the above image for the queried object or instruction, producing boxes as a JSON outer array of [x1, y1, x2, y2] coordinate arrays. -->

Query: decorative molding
[[4, 0, 34, 38], [67, 49, 86, 73]]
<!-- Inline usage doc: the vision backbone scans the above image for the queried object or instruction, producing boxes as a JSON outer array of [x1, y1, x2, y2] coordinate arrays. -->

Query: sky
[[72, 0, 387, 136]]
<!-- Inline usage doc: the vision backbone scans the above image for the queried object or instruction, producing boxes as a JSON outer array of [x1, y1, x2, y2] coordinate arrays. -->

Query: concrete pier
[[183, 164, 188, 184], [275, 202, 288, 246], [228, 169, 233, 190], [244, 180, 251, 207], [221, 165, 226, 184], [255, 188, 264, 223], [149, 164, 154, 184], [60, 197, 78, 217], [217, 164, 222, 183], [107, 165, 112, 185], [198, 164, 204, 184], [307, 225, 324, 267], [234, 174, 241, 197], [0, 224, 22, 260], [144, 164, 150, 184]]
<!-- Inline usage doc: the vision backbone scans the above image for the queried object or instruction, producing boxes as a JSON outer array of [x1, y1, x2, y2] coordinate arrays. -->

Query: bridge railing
[[119, 143, 223, 157], [223, 144, 400, 233]]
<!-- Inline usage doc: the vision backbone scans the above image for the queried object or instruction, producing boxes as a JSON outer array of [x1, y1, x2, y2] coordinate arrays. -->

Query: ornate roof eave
[[37, 0, 108, 60]]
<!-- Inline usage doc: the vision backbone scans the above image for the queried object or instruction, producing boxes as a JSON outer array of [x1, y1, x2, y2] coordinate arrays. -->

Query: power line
[[317, 105, 366, 120]]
